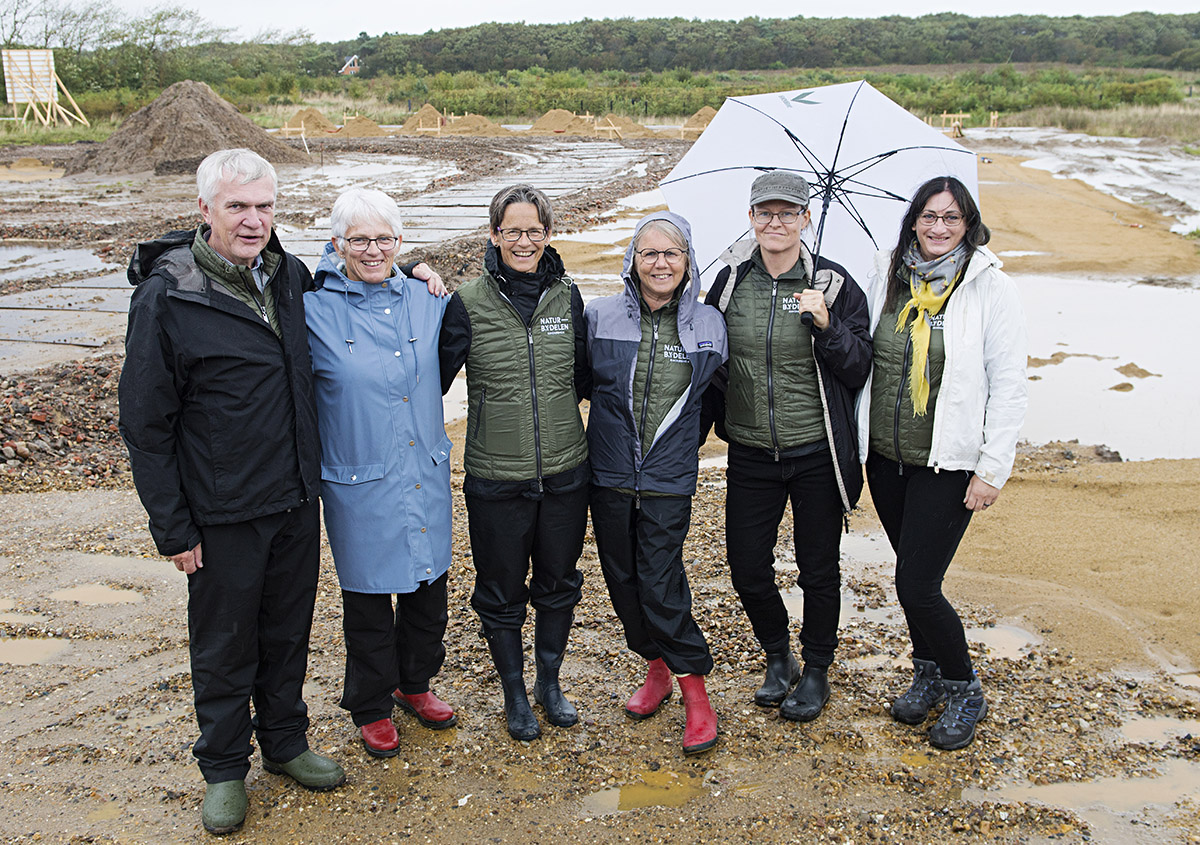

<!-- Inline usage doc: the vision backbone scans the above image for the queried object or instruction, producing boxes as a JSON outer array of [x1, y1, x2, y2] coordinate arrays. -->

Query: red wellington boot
[[360, 717, 400, 758], [625, 658, 673, 719], [677, 673, 718, 755], [393, 690, 458, 729]]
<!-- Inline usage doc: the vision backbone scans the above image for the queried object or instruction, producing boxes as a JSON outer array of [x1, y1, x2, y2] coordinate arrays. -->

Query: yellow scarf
[[894, 243, 965, 415]]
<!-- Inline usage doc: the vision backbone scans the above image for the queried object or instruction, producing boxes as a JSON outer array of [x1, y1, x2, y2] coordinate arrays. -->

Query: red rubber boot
[[677, 673, 718, 755], [624, 658, 673, 719]]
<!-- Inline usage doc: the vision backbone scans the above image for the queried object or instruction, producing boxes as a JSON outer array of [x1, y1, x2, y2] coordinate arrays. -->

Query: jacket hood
[[127, 226, 287, 287], [621, 211, 701, 308]]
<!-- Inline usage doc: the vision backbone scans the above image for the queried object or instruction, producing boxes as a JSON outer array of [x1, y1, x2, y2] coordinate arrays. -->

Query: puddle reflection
[[1121, 714, 1200, 745], [965, 758, 1200, 815], [0, 637, 69, 665], [581, 769, 709, 815], [48, 583, 143, 606], [0, 245, 107, 282], [966, 624, 1043, 660]]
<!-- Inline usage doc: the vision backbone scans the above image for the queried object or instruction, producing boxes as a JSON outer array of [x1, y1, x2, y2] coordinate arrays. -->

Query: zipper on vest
[[635, 311, 662, 507], [526, 326, 543, 492], [766, 278, 780, 461], [894, 331, 912, 477], [473, 386, 486, 439]]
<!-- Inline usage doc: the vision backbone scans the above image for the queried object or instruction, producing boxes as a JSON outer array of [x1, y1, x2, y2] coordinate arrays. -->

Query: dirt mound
[[527, 108, 594, 136], [399, 103, 445, 133], [336, 115, 389, 137], [596, 113, 657, 139], [443, 113, 511, 137], [682, 105, 718, 139], [70, 80, 309, 175], [284, 107, 336, 134]]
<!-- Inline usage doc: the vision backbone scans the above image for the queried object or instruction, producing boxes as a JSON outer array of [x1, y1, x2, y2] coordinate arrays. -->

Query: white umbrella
[[660, 80, 978, 289]]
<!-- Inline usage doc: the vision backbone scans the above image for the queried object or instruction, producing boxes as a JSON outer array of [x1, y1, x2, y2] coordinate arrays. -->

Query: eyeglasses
[[752, 209, 804, 225], [497, 227, 547, 242], [637, 248, 686, 265], [917, 211, 965, 227], [345, 236, 398, 251]]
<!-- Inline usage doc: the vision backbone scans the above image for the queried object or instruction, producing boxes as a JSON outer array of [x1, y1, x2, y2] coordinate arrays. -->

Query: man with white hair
[[119, 148, 343, 835]]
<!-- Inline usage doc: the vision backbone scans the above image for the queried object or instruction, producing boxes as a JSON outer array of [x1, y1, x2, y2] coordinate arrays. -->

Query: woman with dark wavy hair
[[857, 175, 1027, 750]]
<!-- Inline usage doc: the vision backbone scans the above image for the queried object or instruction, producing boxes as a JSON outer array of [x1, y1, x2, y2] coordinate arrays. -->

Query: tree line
[[342, 13, 1200, 76], [1, 3, 1197, 114]]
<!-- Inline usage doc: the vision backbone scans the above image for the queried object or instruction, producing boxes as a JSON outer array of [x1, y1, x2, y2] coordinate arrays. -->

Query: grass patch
[[0, 121, 118, 147], [1002, 103, 1200, 143]]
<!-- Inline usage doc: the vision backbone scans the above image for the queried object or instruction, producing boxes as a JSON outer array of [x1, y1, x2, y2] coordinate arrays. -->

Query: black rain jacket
[[118, 228, 320, 556]]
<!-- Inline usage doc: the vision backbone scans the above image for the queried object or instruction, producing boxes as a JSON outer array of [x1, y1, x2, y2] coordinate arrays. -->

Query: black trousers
[[725, 442, 844, 667], [339, 574, 449, 726], [590, 488, 713, 676], [466, 486, 587, 632], [187, 500, 319, 783], [866, 453, 975, 681]]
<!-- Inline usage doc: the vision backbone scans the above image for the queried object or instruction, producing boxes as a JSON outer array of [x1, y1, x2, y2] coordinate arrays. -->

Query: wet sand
[[0, 133, 1199, 842]]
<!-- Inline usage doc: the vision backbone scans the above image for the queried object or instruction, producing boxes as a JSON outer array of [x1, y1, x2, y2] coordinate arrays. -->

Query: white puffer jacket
[[856, 245, 1028, 489]]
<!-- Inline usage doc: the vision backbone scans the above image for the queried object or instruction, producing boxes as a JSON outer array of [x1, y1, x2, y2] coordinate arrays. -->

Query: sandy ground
[[0, 133, 1199, 843]]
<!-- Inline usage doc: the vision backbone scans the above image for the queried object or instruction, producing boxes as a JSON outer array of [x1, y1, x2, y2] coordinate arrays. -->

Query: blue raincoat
[[305, 242, 452, 593]]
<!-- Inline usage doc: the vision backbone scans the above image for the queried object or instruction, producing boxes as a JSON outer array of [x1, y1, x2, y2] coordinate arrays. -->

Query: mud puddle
[[581, 768, 710, 815], [47, 583, 143, 605], [0, 245, 107, 281]]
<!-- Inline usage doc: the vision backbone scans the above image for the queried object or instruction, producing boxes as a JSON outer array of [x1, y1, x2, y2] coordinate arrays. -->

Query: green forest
[[2, 5, 1199, 134]]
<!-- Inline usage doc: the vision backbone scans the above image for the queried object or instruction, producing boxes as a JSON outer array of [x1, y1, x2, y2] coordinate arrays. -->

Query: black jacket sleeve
[[438, 292, 471, 396], [811, 259, 873, 391], [571, 285, 592, 402], [117, 282, 201, 557], [698, 266, 732, 443]]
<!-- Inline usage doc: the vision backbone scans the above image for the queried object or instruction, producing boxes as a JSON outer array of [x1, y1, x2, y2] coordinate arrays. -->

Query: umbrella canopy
[[660, 80, 978, 289]]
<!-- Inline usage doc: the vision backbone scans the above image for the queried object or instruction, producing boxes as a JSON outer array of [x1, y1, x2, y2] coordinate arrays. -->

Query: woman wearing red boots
[[585, 211, 728, 754]]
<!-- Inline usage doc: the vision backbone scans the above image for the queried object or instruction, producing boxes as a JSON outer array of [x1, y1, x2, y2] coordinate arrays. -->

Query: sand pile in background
[[682, 105, 718, 137], [399, 103, 445, 133], [443, 113, 511, 137], [284, 107, 336, 134], [528, 108, 595, 135], [596, 113, 658, 139], [336, 115, 389, 137], [70, 80, 308, 175]]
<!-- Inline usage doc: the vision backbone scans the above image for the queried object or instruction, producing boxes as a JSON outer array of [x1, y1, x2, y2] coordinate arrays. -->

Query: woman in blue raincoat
[[305, 188, 457, 759]]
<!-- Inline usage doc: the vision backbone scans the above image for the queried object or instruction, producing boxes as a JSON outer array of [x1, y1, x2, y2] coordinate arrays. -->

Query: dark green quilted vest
[[457, 271, 587, 481]]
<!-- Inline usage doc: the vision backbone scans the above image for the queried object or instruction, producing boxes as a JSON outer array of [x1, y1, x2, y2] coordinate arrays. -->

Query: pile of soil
[[682, 105, 718, 138], [527, 108, 595, 136], [69, 80, 309, 175], [284, 107, 336, 134], [399, 103, 445, 133], [336, 115, 389, 137], [596, 113, 658, 139], [443, 113, 511, 137]]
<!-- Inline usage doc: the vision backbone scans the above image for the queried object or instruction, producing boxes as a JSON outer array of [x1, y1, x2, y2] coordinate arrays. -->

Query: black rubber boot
[[483, 628, 541, 741], [532, 612, 579, 728], [891, 658, 946, 725], [754, 650, 801, 707], [780, 665, 830, 722]]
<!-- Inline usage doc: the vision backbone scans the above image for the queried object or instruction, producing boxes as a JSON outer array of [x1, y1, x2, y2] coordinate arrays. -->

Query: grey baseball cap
[[749, 171, 810, 208]]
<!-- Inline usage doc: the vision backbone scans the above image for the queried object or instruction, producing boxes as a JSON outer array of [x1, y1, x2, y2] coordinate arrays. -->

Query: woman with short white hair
[[305, 187, 457, 759]]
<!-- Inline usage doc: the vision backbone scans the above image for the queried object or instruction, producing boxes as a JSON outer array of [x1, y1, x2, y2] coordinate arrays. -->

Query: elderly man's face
[[199, 176, 276, 267]]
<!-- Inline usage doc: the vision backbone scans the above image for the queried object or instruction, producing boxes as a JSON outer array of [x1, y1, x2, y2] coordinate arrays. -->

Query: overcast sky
[[111, 1, 1199, 44]]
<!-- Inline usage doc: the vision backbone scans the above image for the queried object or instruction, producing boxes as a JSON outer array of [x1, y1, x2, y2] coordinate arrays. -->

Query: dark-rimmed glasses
[[752, 209, 804, 225], [917, 211, 964, 227], [637, 248, 686, 265], [345, 236, 398, 251], [496, 227, 547, 242]]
